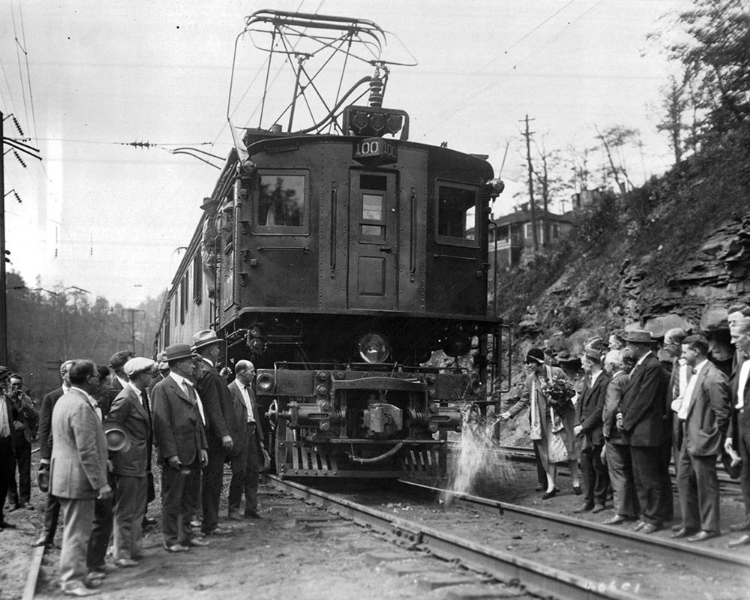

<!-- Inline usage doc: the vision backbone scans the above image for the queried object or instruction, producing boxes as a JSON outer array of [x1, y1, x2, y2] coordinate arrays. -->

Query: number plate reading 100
[[353, 137, 398, 164]]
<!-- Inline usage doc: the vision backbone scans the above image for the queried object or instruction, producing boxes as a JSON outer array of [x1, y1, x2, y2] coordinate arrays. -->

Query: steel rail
[[490, 444, 741, 491], [399, 479, 750, 578], [21, 546, 45, 600], [267, 474, 645, 600]]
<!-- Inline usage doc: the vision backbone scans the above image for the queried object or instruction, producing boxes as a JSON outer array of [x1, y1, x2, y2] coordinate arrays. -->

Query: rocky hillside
[[496, 122, 750, 362]]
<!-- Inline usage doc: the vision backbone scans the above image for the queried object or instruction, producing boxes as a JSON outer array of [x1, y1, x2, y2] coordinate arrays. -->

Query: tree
[[595, 125, 639, 195], [657, 0, 750, 141], [656, 73, 690, 164]]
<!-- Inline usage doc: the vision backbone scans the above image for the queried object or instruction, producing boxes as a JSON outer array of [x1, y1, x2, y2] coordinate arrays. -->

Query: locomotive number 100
[[353, 137, 398, 164]]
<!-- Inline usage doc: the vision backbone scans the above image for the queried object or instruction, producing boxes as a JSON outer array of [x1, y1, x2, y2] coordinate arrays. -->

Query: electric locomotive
[[157, 10, 506, 480]]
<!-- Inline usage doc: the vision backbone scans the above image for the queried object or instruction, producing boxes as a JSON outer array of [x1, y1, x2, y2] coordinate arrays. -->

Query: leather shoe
[[228, 511, 243, 521], [205, 526, 232, 536], [672, 527, 699, 539], [603, 515, 632, 525], [729, 534, 750, 548], [729, 520, 750, 532], [7, 504, 20, 513], [62, 583, 100, 597], [640, 523, 660, 535], [535, 485, 545, 492], [244, 510, 262, 519], [541, 489, 557, 500], [572, 485, 582, 495], [632, 521, 646, 532], [0, 520, 17, 529], [113, 558, 139, 568], [163, 543, 190, 553], [574, 503, 594, 513], [591, 504, 606, 514], [185, 537, 210, 547], [33, 535, 52, 547], [688, 531, 718, 543]]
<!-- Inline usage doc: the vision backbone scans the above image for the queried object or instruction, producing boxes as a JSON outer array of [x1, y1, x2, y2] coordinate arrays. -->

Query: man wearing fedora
[[152, 344, 209, 552], [104, 357, 155, 565], [618, 329, 671, 534], [105, 351, 134, 417], [191, 329, 238, 537], [50, 360, 111, 597]]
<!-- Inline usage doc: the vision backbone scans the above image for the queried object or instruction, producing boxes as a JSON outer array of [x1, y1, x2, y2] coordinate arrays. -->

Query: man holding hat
[[104, 357, 155, 566], [151, 344, 208, 552], [191, 329, 238, 537], [618, 329, 671, 534], [0, 365, 17, 530], [50, 360, 111, 596]]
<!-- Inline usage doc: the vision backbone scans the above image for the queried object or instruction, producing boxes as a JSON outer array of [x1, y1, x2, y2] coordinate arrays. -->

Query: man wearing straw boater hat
[[104, 357, 155, 566], [191, 329, 238, 537], [618, 329, 670, 535], [151, 344, 208, 553]]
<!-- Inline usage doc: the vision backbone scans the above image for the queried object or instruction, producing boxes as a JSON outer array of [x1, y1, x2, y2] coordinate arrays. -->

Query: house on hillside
[[488, 207, 574, 271]]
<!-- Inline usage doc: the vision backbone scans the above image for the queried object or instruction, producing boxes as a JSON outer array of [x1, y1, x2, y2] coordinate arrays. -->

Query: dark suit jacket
[[228, 380, 263, 456], [2, 395, 15, 454], [38, 386, 65, 461], [602, 370, 629, 442], [105, 385, 151, 477], [620, 352, 670, 447], [152, 375, 207, 465], [730, 363, 750, 447], [576, 371, 610, 447], [683, 361, 731, 457], [50, 388, 108, 500], [196, 361, 239, 452]]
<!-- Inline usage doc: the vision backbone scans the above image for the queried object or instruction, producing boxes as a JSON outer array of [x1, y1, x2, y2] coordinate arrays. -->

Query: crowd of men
[[0, 328, 265, 597], [508, 303, 750, 546]]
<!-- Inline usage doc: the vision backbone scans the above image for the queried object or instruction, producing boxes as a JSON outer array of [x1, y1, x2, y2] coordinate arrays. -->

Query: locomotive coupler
[[363, 403, 403, 436]]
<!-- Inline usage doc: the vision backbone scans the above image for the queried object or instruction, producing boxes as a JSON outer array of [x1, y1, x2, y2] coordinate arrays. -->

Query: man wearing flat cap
[[191, 329, 239, 537], [0, 366, 18, 530], [151, 344, 208, 552], [618, 329, 671, 534], [105, 357, 155, 566]]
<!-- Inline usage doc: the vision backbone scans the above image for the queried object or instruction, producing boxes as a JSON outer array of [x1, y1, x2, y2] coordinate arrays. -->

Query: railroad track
[[493, 444, 742, 493], [267, 475, 750, 600]]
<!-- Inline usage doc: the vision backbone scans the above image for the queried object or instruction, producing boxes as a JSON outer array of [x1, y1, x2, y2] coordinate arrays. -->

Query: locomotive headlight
[[256, 372, 275, 392], [357, 332, 391, 364]]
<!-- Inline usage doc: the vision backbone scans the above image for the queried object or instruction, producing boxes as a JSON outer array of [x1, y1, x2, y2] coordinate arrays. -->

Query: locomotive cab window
[[435, 181, 479, 247], [253, 171, 309, 235], [359, 174, 387, 239]]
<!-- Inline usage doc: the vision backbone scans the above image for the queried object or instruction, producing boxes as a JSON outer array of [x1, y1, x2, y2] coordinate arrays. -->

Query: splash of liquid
[[444, 407, 515, 502]]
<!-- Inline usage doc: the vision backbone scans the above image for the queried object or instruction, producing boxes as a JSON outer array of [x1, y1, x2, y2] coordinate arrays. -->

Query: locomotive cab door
[[348, 171, 398, 310]]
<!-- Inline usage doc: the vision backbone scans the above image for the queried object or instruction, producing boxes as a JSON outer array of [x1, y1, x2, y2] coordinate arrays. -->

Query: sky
[[1, 0, 692, 308]]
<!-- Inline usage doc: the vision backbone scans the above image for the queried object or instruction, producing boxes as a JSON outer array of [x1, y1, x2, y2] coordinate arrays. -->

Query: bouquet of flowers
[[540, 376, 575, 413]]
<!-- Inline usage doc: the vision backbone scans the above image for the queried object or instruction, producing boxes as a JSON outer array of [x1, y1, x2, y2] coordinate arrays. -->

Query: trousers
[[58, 497, 95, 589]]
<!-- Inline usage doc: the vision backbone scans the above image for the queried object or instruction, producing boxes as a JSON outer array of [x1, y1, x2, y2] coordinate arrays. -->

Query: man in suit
[[6, 373, 38, 510], [574, 348, 610, 514], [726, 316, 750, 547], [34, 359, 74, 548], [601, 350, 638, 524], [618, 329, 671, 534], [0, 366, 17, 530], [191, 329, 238, 536], [105, 357, 154, 566], [105, 351, 134, 418], [227, 360, 265, 519], [50, 360, 111, 597], [152, 344, 209, 553], [671, 334, 730, 542]]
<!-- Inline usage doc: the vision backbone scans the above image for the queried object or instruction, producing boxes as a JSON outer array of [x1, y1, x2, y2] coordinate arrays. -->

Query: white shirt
[[239, 383, 255, 423], [590, 370, 603, 386], [116, 375, 129, 390], [678, 359, 708, 421], [736, 360, 750, 410], [169, 372, 206, 425], [0, 395, 10, 437], [127, 381, 144, 406], [670, 360, 690, 414]]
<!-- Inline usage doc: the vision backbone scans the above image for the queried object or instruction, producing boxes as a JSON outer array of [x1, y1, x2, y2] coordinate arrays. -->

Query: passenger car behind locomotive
[[157, 10, 506, 480]]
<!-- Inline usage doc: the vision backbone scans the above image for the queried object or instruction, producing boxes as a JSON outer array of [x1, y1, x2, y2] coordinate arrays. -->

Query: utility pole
[[521, 115, 538, 253], [1, 111, 7, 364], [123, 308, 146, 354]]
